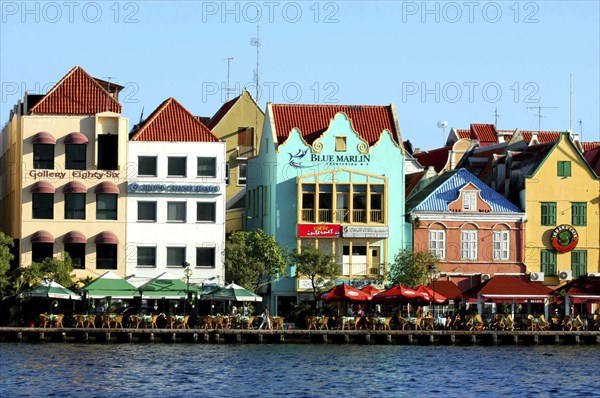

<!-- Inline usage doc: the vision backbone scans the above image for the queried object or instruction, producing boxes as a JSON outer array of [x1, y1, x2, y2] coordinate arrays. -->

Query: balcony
[[340, 263, 381, 277], [236, 145, 255, 159], [302, 208, 385, 224]]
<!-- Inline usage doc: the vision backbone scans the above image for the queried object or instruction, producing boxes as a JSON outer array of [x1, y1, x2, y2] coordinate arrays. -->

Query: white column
[[477, 295, 483, 315], [565, 295, 571, 316], [544, 297, 549, 319]]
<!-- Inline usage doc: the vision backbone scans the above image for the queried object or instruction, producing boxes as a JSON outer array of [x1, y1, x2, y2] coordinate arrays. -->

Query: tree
[[388, 248, 439, 288], [294, 244, 339, 300], [21, 253, 75, 289], [224, 230, 289, 293], [0, 231, 15, 296]]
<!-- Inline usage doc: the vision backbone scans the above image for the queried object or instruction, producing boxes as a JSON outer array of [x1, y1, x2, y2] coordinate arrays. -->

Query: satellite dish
[[437, 121, 448, 128]]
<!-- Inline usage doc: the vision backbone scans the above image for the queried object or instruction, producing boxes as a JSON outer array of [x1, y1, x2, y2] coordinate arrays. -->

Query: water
[[1, 344, 599, 397]]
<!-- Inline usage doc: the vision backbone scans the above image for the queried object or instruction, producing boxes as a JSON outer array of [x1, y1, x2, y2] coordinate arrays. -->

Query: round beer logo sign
[[551, 224, 579, 252]]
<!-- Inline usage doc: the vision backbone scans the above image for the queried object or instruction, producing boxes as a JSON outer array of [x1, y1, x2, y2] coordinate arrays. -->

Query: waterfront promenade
[[1, 326, 599, 346]]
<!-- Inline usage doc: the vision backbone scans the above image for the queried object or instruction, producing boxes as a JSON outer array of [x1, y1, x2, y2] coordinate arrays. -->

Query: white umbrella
[[21, 280, 81, 300]]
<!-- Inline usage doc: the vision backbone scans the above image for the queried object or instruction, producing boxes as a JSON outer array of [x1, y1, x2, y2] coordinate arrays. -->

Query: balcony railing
[[339, 263, 381, 277], [301, 209, 314, 222], [370, 209, 383, 223], [318, 209, 332, 223], [352, 209, 367, 223], [236, 145, 255, 159]]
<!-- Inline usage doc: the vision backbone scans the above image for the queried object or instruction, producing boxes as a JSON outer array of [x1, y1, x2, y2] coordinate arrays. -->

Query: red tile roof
[[30, 66, 122, 114], [521, 131, 561, 144], [456, 129, 471, 139], [206, 95, 239, 130], [414, 146, 451, 172], [583, 147, 600, 176], [270, 104, 399, 145], [131, 98, 218, 142], [581, 142, 600, 152], [470, 124, 498, 144]]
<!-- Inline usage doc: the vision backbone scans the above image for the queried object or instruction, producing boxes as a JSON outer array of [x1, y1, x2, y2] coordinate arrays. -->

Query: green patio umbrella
[[139, 272, 189, 299], [21, 279, 81, 300], [79, 271, 140, 299], [203, 283, 263, 302]]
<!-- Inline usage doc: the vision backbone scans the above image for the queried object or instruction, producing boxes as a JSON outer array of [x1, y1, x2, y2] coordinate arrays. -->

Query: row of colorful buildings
[[1, 66, 599, 316]]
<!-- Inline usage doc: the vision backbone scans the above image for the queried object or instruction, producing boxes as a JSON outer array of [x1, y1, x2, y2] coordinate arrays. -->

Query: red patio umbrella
[[415, 285, 448, 304], [360, 285, 381, 299], [324, 284, 371, 302], [373, 284, 419, 302]]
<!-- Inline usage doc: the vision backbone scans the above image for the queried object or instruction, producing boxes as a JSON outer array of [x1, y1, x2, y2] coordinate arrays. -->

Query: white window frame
[[462, 191, 478, 211], [493, 230, 510, 260], [225, 163, 230, 186], [461, 230, 478, 260], [167, 201, 186, 222], [237, 162, 247, 186], [136, 246, 157, 267], [166, 246, 186, 267], [167, 156, 187, 177], [137, 201, 157, 222], [429, 230, 445, 260]]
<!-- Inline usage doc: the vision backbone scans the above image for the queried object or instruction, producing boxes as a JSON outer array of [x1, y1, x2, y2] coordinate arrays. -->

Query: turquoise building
[[246, 104, 408, 314]]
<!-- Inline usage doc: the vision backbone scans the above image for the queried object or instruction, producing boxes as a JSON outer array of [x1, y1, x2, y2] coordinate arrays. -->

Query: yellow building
[[0, 66, 129, 278], [206, 90, 264, 232], [509, 132, 600, 285]]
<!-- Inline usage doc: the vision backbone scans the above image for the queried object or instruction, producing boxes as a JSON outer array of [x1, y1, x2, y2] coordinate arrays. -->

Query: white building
[[126, 98, 226, 284]]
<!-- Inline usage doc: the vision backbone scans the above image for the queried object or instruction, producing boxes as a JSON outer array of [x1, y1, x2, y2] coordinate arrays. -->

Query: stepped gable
[[271, 104, 398, 145], [131, 98, 218, 142], [30, 66, 122, 114]]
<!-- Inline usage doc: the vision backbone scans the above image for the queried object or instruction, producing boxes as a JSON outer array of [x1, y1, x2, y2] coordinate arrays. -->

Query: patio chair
[[54, 314, 64, 328], [85, 315, 96, 328], [527, 315, 538, 331], [214, 315, 225, 329], [73, 314, 85, 328], [562, 316, 573, 331], [494, 314, 505, 330], [202, 316, 214, 329], [222, 316, 230, 329], [273, 317, 284, 330], [593, 314, 600, 331], [101, 315, 112, 328], [111, 315, 124, 329], [129, 315, 141, 329], [382, 317, 392, 331], [319, 316, 329, 330], [175, 315, 190, 329], [397, 316, 409, 330], [242, 316, 255, 330], [39, 314, 48, 328], [573, 315, 585, 331], [423, 317, 435, 331], [353, 316, 362, 330], [307, 316, 317, 330], [538, 315, 550, 331], [164, 315, 175, 329], [149, 315, 158, 329], [415, 316, 424, 331], [505, 315, 515, 331]]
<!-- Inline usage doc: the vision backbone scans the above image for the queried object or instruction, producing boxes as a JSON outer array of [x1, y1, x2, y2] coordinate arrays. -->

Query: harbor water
[[1, 344, 599, 397]]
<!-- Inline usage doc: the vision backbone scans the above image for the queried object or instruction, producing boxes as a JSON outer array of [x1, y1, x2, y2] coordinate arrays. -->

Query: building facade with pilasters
[[246, 104, 408, 315]]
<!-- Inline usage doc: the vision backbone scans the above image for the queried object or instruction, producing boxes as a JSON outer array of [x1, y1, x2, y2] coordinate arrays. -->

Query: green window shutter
[[557, 161, 572, 177], [549, 202, 556, 225], [571, 250, 587, 277], [541, 250, 557, 276], [541, 202, 556, 226], [572, 202, 586, 226]]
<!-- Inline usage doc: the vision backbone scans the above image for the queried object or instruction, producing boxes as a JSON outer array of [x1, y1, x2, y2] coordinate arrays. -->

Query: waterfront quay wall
[[1, 327, 599, 346]]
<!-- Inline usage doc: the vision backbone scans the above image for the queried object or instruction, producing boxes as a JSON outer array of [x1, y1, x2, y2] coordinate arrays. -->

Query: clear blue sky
[[1, 1, 599, 150]]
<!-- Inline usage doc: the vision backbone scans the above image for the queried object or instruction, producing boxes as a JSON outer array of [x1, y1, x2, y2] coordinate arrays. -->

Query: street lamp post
[[183, 262, 192, 315]]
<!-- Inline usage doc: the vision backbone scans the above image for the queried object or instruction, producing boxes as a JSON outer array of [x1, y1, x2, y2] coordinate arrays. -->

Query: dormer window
[[462, 191, 477, 211]]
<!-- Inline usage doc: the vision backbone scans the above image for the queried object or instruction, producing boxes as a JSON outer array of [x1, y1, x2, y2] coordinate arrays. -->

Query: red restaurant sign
[[298, 224, 341, 238]]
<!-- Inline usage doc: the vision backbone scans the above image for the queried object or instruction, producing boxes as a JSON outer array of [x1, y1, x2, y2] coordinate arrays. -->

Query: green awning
[[203, 283, 262, 302], [79, 271, 140, 299], [21, 280, 81, 300], [139, 272, 190, 299]]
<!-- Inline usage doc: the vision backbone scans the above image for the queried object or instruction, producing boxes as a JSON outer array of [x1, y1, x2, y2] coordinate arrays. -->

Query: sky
[[1, 1, 599, 150]]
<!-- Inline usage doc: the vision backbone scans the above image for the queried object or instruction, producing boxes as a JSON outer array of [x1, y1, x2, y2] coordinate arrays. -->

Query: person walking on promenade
[[259, 305, 271, 330]]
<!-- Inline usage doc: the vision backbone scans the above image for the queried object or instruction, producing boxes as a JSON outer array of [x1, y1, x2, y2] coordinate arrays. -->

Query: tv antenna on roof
[[493, 107, 501, 127], [527, 98, 558, 133], [224, 57, 235, 101], [437, 121, 448, 146], [103, 76, 117, 94], [250, 23, 261, 102], [578, 119, 583, 141]]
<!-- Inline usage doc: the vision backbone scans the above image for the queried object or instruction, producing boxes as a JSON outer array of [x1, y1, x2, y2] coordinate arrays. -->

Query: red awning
[[64, 132, 89, 144], [360, 285, 381, 299], [30, 181, 55, 193], [373, 284, 419, 302], [95, 181, 119, 194], [415, 285, 448, 304], [95, 231, 119, 244], [63, 231, 87, 244], [62, 181, 87, 193], [32, 131, 56, 145], [31, 230, 54, 243]]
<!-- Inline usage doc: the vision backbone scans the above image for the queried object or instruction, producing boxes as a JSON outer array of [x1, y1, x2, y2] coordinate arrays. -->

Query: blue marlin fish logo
[[288, 149, 311, 168]]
